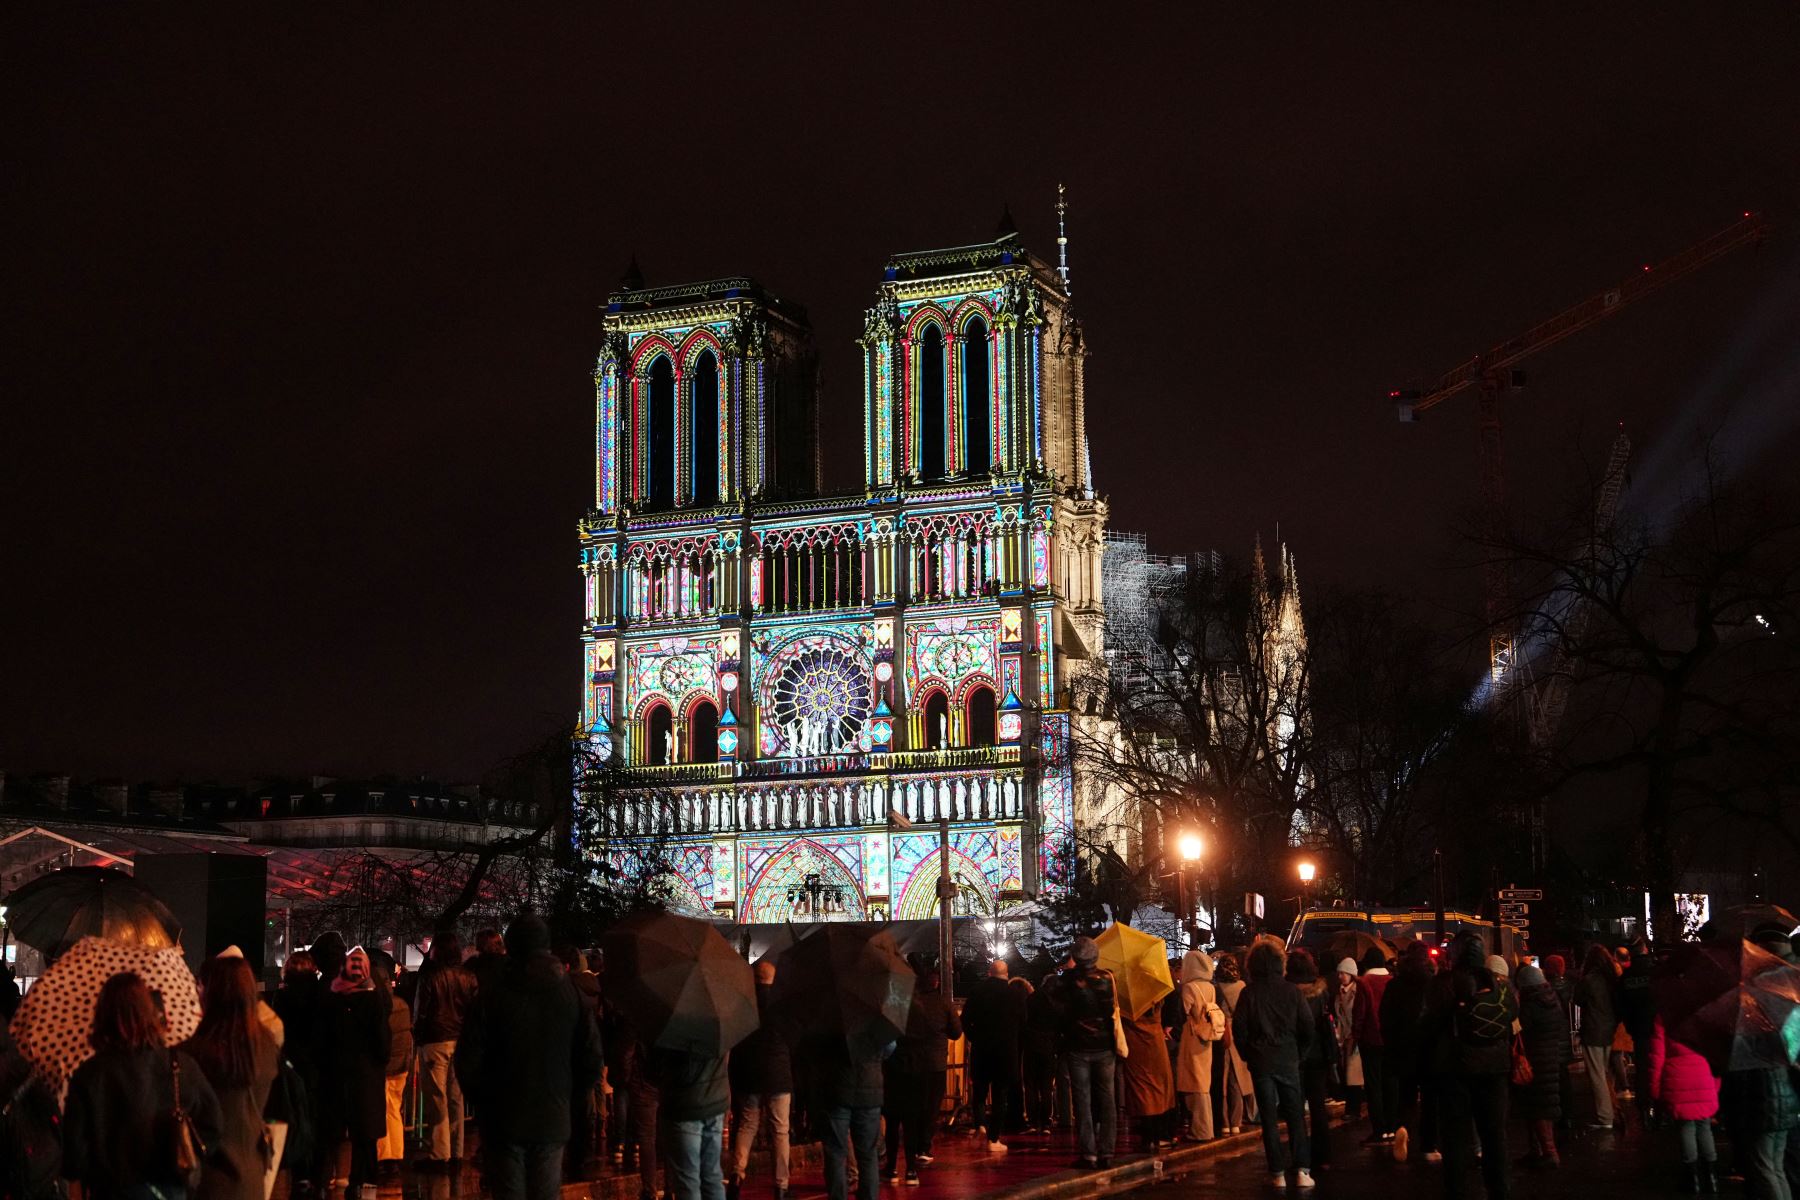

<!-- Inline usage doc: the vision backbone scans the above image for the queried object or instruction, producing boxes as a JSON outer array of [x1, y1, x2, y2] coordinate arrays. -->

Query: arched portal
[[967, 685, 997, 747], [741, 838, 867, 923], [689, 699, 719, 763], [690, 350, 719, 506], [647, 355, 675, 508], [923, 691, 950, 750], [645, 702, 673, 766], [919, 324, 946, 481], [961, 317, 990, 474]]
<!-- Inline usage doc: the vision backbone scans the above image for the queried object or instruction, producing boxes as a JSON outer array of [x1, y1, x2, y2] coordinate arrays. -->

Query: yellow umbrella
[[1094, 921, 1174, 1017]]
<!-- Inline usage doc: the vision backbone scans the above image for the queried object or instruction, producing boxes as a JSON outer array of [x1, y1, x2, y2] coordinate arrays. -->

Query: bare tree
[[1478, 452, 1800, 941]]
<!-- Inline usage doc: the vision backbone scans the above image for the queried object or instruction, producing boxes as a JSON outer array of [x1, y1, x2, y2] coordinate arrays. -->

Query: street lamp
[[1297, 860, 1316, 921], [1175, 832, 1205, 949]]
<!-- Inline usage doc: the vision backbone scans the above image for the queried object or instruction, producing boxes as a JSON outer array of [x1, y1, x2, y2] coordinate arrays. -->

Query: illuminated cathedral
[[578, 207, 1108, 923]]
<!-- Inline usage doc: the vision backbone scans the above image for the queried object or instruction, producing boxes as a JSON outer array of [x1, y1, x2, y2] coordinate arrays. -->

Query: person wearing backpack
[[1426, 933, 1518, 1200], [1232, 939, 1316, 1191], [1175, 950, 1223, 1140]]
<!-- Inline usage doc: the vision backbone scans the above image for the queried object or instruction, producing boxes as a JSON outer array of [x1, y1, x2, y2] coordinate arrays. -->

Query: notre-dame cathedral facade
[[578, 221, 1107, 924]]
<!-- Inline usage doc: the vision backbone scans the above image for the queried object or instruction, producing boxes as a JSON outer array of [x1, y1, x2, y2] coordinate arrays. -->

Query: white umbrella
[[11, 935, 201, 1097]]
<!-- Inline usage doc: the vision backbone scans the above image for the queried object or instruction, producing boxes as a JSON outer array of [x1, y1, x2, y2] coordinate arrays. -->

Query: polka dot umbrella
[[11, 935, 201, 1098]]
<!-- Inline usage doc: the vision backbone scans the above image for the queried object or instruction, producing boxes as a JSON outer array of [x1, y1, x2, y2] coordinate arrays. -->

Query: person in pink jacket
[[1648, 1015, 1721, 1193]]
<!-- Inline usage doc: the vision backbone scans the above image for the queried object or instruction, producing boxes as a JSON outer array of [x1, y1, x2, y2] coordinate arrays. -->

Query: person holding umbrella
[[728, 960, 794, 1200], [881, 960, 960, 1186]]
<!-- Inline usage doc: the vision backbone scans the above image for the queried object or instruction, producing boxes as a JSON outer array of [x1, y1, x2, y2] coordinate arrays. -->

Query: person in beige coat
[[1175, 951, 1222, 1140]]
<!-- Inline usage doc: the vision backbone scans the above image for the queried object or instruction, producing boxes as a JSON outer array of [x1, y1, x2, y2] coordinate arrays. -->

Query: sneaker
[[987, 1140, 1008, 1153], [1393, 1126, 1409, 1162], [1424, 1150, 1443, 1164], [1271, 1175, 1288, 1190], [1295, 1169, 1316, 1190], [1095, 1158, 1112, 1169], [905, 1172, 920, 1187], [886, 1169, 900, 1184], [915, 1156, 934, 1165]]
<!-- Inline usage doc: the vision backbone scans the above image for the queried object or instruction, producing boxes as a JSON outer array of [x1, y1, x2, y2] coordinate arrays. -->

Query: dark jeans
[[823, 1104, 880, 1200], [882, 1069, 935, 1170], [568, 1084, 596, 1176], [1066, 1049, 1117, 1163], [1397, 1069, 1441, 1153], [1301, 1064, 1331, 1167], [970, 1045, 1020, 1137], [487, 1140, 564, 1200], [1251, 1072, 1310, 1175], [1361, 1044, 1394, 1136], [1055, 1053, 1073, 1126], [1023, 1049, 1055, 1128], [1442, 1072, 1510, 1200], [629, 1078, 661, 1198]]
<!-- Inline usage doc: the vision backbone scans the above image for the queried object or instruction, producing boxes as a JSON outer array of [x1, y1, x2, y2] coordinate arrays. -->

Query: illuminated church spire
[[1055, 183, 1072, 296]]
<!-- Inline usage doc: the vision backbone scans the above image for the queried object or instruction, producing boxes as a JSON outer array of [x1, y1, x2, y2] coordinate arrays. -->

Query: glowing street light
[[1297, 861, 1317, 884], [1178, 831, 1204, 863]]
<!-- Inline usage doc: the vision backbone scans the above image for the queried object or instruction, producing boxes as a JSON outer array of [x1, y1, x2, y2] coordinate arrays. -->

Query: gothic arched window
[[647, 355, 675, 508], [645, 701, 673, 765], [689, 699, 719, 763], [923, 691, 950, 750], [966, 685, 997, 747], [690, 350, 719, 506], [961, 316, 990, 475], [919, 323, 947, 481]]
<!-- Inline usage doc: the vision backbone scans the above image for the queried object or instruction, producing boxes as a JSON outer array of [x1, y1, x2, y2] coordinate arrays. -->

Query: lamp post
[[1297, 860, 1317, 924], [1177, 831, 1204, 950]]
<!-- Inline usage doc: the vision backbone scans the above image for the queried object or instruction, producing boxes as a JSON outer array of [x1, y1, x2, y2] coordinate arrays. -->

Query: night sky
[[7, 10, 1799, 781]]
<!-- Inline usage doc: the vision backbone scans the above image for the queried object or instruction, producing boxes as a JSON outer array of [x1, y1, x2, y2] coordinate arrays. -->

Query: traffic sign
[[1499, 888, 1544, 901], [1500, 906, 1530, 921]]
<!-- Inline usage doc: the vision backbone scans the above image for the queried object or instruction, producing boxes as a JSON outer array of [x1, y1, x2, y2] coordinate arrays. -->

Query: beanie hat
[[1072, 936, 1100, 966], [1486, 954, 1511, 978], [1337, 957, 1359, 977], [1516, 964, 1545, 988], [1542, 953, 1566, 979], [505, 913, 552, 957]]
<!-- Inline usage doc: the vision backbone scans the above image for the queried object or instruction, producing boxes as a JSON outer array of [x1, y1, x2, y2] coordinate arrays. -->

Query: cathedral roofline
[[882, 233, 1064, 294], [604, 275, 810, 326]]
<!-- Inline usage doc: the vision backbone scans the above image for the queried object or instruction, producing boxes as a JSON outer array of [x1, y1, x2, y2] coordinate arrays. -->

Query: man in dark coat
[[457, 915, 604, 1200], [961, 958, 1026, 1151], [1381, 941, 1439, 1163], [882, 964, 962, 1184], [468, 928, 509, 994], [1232, 939, 1314, 1189], [1425, 933, 1518, 1200], [559, 946, 603, 1179], [802, 1023, 887, 1200], [729, 961, 794, 1200], [1045, 937, 1119, 1169], [648, 1037, 729, 1200], [414, 933, 479, 1171], [1616, 943, 1657, 1124]]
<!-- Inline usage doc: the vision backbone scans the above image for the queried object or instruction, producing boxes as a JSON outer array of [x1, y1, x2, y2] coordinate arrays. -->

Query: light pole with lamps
[[1176, 831, 1204, 950], [1297, 860, 1317, 925]]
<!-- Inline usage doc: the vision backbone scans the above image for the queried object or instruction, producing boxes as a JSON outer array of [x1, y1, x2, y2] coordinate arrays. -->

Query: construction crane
[[1393, 211, 1772, 692]]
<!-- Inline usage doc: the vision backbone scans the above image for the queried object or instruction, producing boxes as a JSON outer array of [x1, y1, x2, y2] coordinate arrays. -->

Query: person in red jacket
[[1648, 1015, 1721, 1194], [1353, 951, 1395, 1143]]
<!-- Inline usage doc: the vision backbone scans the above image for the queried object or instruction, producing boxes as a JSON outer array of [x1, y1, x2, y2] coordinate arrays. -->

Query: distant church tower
[[578, 201, 1108, 923]]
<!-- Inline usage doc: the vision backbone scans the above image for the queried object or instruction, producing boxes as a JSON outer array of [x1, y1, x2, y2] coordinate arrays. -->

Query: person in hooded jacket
[[1287, 949, 1335, 1171], [1214, 953, 1257, 1135], [1382, 941, 1439, 1163], [1174, 950, 1220, 1141], [1232, 939, 1315, 1190], [1647, 1011, 1720, 1193], [456, 915, 604, 1200], [1022, 974, 1061, 1133], [316, 948, 390, 1199], [1355, 950, 1395, 1143], [1425, 932, 1517, 1200], [880, 963, 961, 1186], [1045, 937, 1119, 1169], [1720, 926, 1800, 1200], [271, 952, 327, 1190], [729, 960, 795, 1200], [1513, 963, 1574, 1169]]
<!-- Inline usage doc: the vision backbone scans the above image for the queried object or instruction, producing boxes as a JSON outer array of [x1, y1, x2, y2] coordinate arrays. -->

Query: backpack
[[1197, 998, 1227, 1042], [1456, 979, 1514, 1045]]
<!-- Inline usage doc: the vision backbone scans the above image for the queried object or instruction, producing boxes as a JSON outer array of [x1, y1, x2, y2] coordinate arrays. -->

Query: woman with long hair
[[184, 956, 281, 1200], [64, 971, 225, 1200]]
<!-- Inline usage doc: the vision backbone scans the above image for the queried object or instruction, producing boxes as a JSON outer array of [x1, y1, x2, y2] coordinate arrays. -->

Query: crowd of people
[[6, 915, 1800, 1200]]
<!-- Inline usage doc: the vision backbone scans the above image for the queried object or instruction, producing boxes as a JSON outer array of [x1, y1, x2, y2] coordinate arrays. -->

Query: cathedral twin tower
[[578, 219, 1107, 925]]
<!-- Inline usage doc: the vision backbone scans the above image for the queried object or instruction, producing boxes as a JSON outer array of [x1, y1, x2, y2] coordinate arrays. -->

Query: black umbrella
[[2, 866, 181, 959], [600, 910, 758, 1057], [1661, 940, 1800, 1073], [770, 922, 915, 1058]]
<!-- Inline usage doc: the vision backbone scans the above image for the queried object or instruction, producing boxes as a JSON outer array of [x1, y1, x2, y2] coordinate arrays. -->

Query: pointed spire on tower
[[995, 203, 1018, 238], [619, 253, 645, 292], [1251, 532, 1271, 615], [1055, 182, 1072, 296]]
